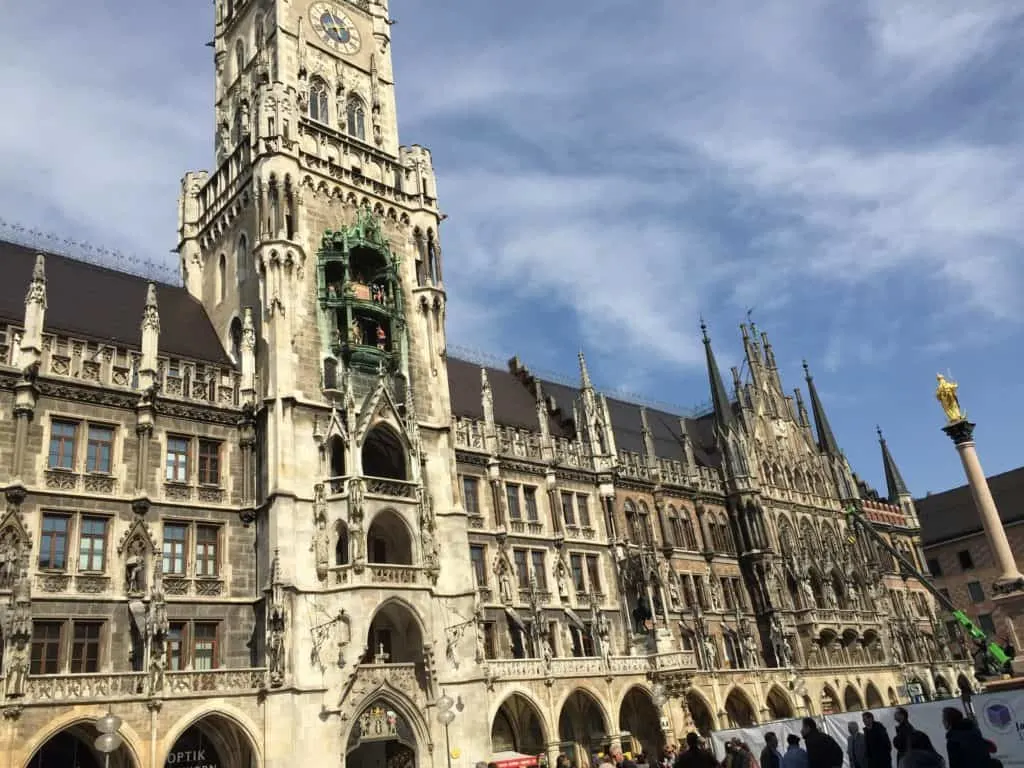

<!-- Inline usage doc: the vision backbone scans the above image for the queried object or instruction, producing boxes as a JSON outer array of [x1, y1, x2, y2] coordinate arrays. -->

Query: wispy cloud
[[2, 0, 1024, 493]]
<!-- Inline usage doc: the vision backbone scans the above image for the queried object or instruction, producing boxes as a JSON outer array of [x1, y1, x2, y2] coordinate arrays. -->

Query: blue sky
[[1, 1, 1023, 499]]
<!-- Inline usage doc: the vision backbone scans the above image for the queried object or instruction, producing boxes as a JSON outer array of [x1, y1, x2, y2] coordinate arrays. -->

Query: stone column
[[942, 420, 1024, 590]]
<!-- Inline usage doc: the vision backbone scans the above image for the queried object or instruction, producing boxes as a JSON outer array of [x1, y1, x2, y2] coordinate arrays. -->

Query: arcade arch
[[492, 693, 547, 756], [163, 713, 258, 768], [558, 689, 609, 760], [367, 509, 414, 565], [26, 721, 139, 768], [362, 424, 407, 480], [685, 691, 716, 736], [723, 688, 757, 728], [865, 682, 884, 709], [619, 686, 665, 757], [362, 598, 427, 689], [765, 685, 794, 721], [820, 685, 841, 715], [843, 685, 864, 712]]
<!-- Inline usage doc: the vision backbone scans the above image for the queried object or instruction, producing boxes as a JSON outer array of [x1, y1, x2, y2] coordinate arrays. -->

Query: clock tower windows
[[309, 78, 329, 124], [346, 96, 367, 141]]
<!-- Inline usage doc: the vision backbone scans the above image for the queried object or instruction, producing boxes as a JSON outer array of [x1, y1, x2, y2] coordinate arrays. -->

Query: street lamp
[[94, 711, 124, 768], [437, 693, 456, 768]]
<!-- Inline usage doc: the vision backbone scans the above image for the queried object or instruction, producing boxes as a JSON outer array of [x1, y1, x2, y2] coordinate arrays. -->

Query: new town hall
[[0, 1, 972, 766]]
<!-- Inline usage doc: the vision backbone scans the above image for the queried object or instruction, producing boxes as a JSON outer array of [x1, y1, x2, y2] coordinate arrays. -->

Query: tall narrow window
[[198, 440, 222, 485], [70, 621, 103, 673], [78, 517, 107, 572], [195, 525, 219, 578], [163, 523, 188, 576], [570, 553, 585, 592], [531, 551, 547, 590], [462, 476, 480, 516], [346, 96, 366, 140], [469, 545, 487, 587], [167, 623, 186, 670], [523, 486, 539, 522], [39, 514, 69, 570], [48, 420, 77, 469], [561, 492, 576, 526], [30, 622, 63, 674], [505, 484, 521, 521], [234, 39, 245, 78], [166, 437, 190, 483], [309, 77, 329, 123], [217, 253, 226, 303], [86, 425, 114, 473], [193, 623, 218, 670], [585, 554, 602, 593], [576, 495, 591, 528], [513, 549, 529, 589]]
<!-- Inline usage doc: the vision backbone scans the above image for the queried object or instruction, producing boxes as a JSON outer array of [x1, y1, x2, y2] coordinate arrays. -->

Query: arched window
[[229, 316, 243, 363], [236, 233, 248, 278], [217, 253, 226, 303], [346, 95, 366, 140], [234, 39, 245, 78], [309, 77, 329, 123]]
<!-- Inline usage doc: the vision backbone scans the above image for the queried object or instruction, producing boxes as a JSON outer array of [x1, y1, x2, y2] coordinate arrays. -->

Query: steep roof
[[916, 465, 1024, 546], [0, 240, 230, 365], [447, 356, 722, 469]]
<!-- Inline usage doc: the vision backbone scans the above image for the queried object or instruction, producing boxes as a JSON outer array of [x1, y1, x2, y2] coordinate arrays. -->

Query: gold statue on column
[[935, 374, 965, 423]]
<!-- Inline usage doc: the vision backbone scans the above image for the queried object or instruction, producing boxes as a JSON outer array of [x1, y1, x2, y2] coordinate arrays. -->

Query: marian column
[[936, 375, 1024, 671]]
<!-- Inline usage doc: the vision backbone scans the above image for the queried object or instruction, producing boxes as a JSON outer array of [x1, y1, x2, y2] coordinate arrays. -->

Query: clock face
[[308, 2, 362, 55]]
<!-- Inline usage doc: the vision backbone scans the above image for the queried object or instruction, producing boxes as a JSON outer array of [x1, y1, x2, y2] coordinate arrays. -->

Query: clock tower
[[176, 1, 474, 764]]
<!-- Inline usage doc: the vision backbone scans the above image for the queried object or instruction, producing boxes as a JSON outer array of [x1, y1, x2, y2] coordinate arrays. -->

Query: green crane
[[843, 505, 1010, 674]]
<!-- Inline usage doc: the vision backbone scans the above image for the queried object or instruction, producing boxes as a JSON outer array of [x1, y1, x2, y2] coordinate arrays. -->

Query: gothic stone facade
[[0, 0, 971, 767]]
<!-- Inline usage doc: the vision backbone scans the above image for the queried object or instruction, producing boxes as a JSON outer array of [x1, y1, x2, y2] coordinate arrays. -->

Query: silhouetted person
[[942, 708, 992, 768], [674, 733, 716, 768], [893, 708, 914, 763], [900, 731, 943, 768], [861, 712, 892, 768], [760, 733, 782, 768], [800, 718, 843, 768], [781, 735, 808, 768]]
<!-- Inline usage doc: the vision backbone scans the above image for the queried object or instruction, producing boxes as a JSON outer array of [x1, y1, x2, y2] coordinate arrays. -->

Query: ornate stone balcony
[[10, 667, 267, 706], [482, 650, 697, 682], [330, 563, 429, 587]]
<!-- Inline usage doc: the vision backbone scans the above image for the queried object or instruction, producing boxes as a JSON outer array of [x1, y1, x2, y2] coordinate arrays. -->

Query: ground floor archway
[[558, 689, 608, 763], [685, 692, 716, 736], [166, 713, 257, 768], [865, 682, 884, 709], [723, 688, 757, 728], [492, 693, 547, 757], [27, 722, 136, 768], [618, 687, 665, 760], [843, 685, 864, 712], [347, 699, 418, 768], [765, 686, 794, 721]]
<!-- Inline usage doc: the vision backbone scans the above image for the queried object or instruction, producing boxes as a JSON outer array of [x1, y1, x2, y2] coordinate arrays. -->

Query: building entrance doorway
[[347, 700, 417, 768]]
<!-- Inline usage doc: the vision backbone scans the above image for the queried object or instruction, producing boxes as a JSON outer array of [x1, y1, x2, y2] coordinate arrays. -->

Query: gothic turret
[[802, 361, 856, 501], [702, 322, 749, 483], [577, 350, 614, 469], [19, 253, 47, 370], [139, 283, 160, 393], [878, 426, 918, 524]]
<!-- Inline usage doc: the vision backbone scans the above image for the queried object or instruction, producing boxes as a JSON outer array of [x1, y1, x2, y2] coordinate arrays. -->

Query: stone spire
[[240, 307, 257, 404], [139, 282, 161, 391], [578, 350, 594, 391], [19, 253, 47, 369], [702, 321, 735, 433], [877, 427, 911, 502], [802, 361, 840, 456]]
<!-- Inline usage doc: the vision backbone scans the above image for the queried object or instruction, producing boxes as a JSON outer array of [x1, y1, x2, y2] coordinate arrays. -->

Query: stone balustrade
[[329, 563, 429, 587], [482, 650, 697, 681], [8, 667, 267, 705]]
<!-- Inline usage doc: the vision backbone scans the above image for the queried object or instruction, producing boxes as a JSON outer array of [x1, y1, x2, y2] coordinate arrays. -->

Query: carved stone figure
[[742, 634, 759, 668], [0, 527, 22, 589], [4, 645, 28, 697], [541, 636, 553, 668], [597, 613, 613, 665], [312, 517, 329, 580], [667, 573, 682, 610], [800, 577, 815, 608], [703, 636, 718, 669], [348, 477, 364, 521], [707, 572, 723, 612], [126, 555, 143, 594], [848, 582, 861, 608], [935, 373, 964, 423], [494, 556, 514, 604], [555, 560, 570, 601], [824, 581, 838, 608]]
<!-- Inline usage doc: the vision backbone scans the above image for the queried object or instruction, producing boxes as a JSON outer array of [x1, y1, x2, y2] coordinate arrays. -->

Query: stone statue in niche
[[494, 556, 514, 604], [4, 644, 28, 697], [555, 559, 570, 601], [597, 613, 613, 665], [667, 573, 682, 610], [800, 576, 815, 608], [0, 528, 22, 590], [707, 571, 723, 611], [824, 580, 838, 608]]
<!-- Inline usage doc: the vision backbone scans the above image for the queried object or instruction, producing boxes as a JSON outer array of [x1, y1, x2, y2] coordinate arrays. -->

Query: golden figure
[[935, 373, 964, 423]]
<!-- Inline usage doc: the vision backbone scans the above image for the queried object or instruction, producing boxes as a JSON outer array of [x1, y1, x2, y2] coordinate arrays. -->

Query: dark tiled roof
[[447, 356, 722, 468], [916, 465, 1024, 546], [0, 240, 230, 365]]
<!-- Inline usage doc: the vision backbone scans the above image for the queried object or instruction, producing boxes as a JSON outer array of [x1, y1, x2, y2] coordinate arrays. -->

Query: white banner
[[709, 698, 964, 768], [972, 690, 1024, 768]]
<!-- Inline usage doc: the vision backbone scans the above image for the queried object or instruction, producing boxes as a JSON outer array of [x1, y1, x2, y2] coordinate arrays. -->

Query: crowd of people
[[668, 706, 1001, 768]]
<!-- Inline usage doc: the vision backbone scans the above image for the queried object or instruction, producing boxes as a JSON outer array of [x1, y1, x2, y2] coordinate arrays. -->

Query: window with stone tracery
[[309, 77, 329, 123], [346, 95, 366, 140]]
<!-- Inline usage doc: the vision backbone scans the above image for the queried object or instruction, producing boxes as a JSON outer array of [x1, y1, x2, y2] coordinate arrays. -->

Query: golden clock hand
[[326, 12, 343, 40]]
